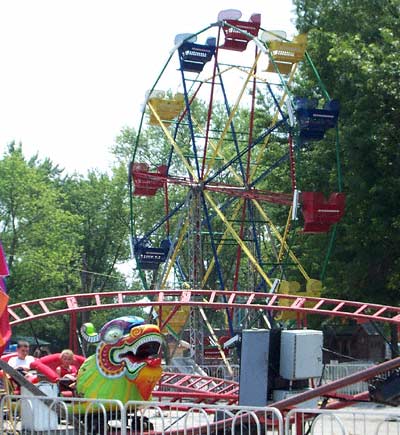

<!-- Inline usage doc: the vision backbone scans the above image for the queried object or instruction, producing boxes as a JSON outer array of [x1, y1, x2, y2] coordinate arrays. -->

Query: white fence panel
[[0, 394, 125, 435], [322, 363, 374, 395], [285, 407, 400, 435], [125, 400, 284, 435]]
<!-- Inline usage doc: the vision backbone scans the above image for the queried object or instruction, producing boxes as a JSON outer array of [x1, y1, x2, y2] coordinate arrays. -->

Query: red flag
[[0, 243, 9, 277], [0, 243, 10, 354]]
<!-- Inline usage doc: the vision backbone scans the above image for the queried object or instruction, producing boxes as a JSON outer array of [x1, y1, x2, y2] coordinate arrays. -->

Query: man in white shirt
[[8, 340, 35, 374]]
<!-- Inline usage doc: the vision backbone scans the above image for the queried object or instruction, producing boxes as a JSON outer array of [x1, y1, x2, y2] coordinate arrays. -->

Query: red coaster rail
[[6, 290, 400, 407], [8, 289, 400, 326], [155, 372, 239, 404]]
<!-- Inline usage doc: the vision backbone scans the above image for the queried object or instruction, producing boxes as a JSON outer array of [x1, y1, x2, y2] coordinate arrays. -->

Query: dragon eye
[[102, 326, 124, 343]]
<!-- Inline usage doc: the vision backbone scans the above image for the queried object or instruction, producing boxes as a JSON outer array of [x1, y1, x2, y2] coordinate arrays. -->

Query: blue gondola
[[294, 97, 340, 140], [176, 34, 216, 73], [133, 239, 170, 270]]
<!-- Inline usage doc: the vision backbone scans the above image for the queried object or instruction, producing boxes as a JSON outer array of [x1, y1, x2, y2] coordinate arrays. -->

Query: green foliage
[[0, 143, 137, 345], [293, 0, 400, 304], [62, 166, 131, 293], [0, 144, 82, 302], [4, 2, 399, 349]]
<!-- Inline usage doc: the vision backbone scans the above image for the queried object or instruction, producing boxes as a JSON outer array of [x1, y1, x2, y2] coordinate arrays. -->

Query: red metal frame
[[8, 290, 400, 407], [156, 372, 238, 404], [9, 290, 400, 327], [131, 168, 294, 205]]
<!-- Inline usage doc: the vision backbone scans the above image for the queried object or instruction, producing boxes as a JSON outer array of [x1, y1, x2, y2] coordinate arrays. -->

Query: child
[[56, 349, 77, 392]]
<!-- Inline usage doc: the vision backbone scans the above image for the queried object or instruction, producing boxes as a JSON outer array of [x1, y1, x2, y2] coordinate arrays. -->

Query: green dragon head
[[77, 316, 163, 402]]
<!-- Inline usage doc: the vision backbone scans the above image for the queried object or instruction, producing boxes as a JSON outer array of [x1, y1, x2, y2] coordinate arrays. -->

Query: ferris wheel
[[128, 9, 345, 358]]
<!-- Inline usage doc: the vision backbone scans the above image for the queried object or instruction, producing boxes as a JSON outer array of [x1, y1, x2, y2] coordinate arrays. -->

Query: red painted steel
[[6, 289, 400, 406], [219, 14, 261, 52], [131, 168, 294, 205], [156, 371, 239, 404], [272, 356, 400, 410], [8, 289, 400, 326]]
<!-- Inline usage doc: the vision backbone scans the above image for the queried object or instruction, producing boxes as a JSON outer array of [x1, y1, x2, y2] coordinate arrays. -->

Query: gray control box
[[280, 330, 323, 380]]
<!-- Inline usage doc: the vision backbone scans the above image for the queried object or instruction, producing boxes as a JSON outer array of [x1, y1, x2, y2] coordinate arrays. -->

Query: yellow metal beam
[[204, 191, 273, 288]]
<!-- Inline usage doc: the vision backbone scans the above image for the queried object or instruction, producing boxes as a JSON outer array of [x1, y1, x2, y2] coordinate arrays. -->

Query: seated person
[[56, 349, 77, 392], [8, 340, 35, 375]]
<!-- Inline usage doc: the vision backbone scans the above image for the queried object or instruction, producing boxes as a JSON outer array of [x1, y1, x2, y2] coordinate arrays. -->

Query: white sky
[[0, 1, 296, 175]]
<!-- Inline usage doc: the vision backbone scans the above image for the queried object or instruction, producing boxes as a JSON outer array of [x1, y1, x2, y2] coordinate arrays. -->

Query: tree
[[0, 143, 82, 302], [292, 0, 400, 307], [62, 165, 131, 294]]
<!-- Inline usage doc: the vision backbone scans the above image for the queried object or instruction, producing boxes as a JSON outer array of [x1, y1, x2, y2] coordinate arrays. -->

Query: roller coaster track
[[8, 289, 400, 326], [154, 372, 239, 404], [8, 289, 400, 406]]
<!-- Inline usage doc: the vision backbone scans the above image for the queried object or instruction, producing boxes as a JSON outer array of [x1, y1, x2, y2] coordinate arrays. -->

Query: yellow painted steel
[[276, 277, 321, 321], [192, 118, 243, 184], [191, 118, 315, 290], [160, 219, 189, 289], [146, 47, 318, 294], [204, 191, 273, 288], [306, 278, 323, 294], [160, 306, 190, 332], [147, 102, 197, 181], [251, 198, 311, 281], [278, 206, 294, 262], [204, 53, 261, 179], [201, 199, 243, 287], [199, 307, 233, 377], [249, 68, 297, 181]]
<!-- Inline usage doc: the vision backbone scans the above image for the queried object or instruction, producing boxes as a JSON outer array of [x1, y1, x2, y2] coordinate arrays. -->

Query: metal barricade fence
[[163, 364, 240, 380], [0, 394, 283, 435], [285, 407, 400, 435], [0, 393, 125, 435], [201, 364, 240, 381], [322, 363, 374, 395], [4, 392, 400, 435], [125, 400, 284, 435]]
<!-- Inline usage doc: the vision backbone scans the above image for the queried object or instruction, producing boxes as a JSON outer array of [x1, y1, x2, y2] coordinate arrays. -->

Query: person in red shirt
[[56, 349, 77, 392]]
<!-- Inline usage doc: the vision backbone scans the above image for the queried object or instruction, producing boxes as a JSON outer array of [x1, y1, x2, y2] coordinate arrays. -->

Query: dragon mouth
[[111, 334, 162, 374], [121, 342, 161, 362]]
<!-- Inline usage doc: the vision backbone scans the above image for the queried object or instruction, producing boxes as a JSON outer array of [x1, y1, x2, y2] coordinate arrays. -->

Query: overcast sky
[[0, 1, 295, 174]]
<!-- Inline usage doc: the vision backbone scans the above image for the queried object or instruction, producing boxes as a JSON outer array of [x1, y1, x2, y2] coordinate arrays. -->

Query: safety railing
[[2, 393, 400, 435], [322, 362, 374, 395], [286, 407, 400, 435], [163, 363, 240, 380], [0, 394, 282, 435]]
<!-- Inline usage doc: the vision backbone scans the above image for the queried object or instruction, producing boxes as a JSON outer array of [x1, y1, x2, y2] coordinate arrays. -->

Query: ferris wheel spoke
[[192, 118, 244, 185], [147, 102, 198, 181], [199, 192, 226, 289], [203, 55, 261, 179], [179, 74, 203, 180], [202, 199, 243, 287], [139, 200, 186, 242], [277, 207, 294, 262], [204, 120, 284, 186], [161, 221, 191, 289], [211, 57, 260, 180], [204, 191, 273, 288], [157, 205, 191, 290], [251, 199, 312, 282], [249, 74, 297, 181]]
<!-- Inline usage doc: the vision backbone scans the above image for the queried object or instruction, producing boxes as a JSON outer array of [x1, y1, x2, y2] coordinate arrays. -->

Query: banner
[[0, 243, 11, 354]]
